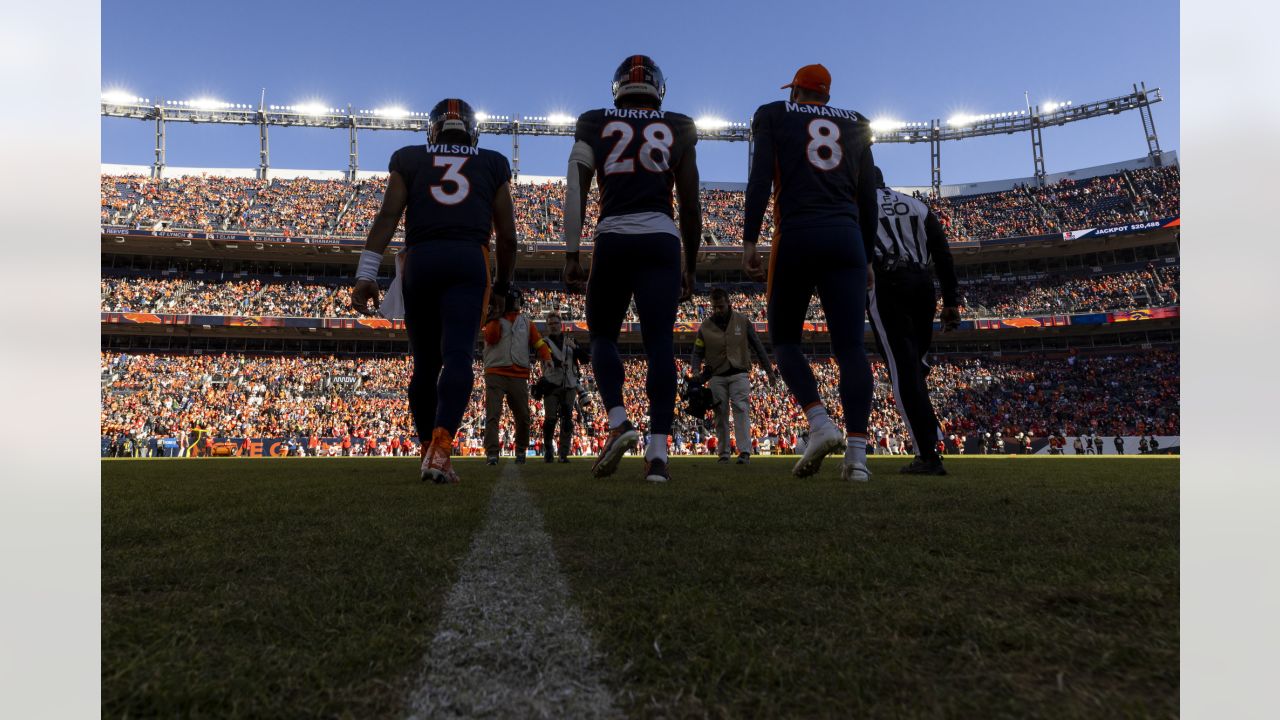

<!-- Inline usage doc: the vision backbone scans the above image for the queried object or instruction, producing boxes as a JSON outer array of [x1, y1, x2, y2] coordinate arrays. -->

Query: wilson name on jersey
[[747, 101, 874, 229], [874, 188, 933, 265], [389, 143, 511, 247], [574, 108, 697, 221]]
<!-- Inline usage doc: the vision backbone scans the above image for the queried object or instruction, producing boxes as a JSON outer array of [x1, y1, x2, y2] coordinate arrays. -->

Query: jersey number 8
[[806, 118, 843, 171], [602, 120, 674, 175]]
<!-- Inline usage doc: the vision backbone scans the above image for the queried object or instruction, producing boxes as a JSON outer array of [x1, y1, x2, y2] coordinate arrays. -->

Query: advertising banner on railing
[[104, 215, 1177, 253], [1062, 216, 1179, 241], [103, 308, 1178, 334]]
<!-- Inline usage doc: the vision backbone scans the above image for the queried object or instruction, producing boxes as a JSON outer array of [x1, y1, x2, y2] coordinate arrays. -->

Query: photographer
[[537, 312, 589, 463], [691, 288, 777, 464]]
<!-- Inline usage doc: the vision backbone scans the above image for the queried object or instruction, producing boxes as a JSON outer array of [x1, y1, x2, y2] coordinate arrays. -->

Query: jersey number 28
[[602, 121, 674, 175]]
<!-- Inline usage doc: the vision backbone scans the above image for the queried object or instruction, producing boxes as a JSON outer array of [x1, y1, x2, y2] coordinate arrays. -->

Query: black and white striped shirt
[[871, 187, 959, 306], [873, 188, 934, 265]]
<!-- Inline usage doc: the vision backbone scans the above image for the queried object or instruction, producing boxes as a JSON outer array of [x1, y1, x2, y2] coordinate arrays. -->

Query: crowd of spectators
[[1025, 173, 1136, 230], [101, 348, 1179, 457], [101, 264, 1179, 320], [1128, 166, 1181, 219], [103, 166, 1178, 244], [923, 187, 1052, 242]]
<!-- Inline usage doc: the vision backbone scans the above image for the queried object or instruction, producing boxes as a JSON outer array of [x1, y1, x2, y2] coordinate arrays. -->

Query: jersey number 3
[[806, 119, 843, 171], [602, 121, 674, 175], [431, 156, 471, 205]]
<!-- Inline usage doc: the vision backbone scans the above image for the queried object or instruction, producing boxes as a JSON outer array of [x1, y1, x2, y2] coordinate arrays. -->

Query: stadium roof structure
[[101, 83, 1163, 194]]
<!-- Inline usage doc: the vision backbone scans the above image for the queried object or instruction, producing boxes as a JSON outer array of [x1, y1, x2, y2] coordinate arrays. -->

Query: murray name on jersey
[[574, 108, 697, 221]]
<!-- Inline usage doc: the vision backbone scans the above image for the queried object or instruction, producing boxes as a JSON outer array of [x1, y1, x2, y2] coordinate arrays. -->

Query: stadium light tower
[[102, 83, 1162, 187], [258, 90, 269, 180], [347, 104, 358, 182]]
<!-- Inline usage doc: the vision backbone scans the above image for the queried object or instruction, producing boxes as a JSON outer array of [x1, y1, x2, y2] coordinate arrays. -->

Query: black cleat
[[717, 455, 731, 464], [486, 455, 499, 466], [544, 455, 555, 464], [900, 456, 948, 476], [736, 452, 750, 465], [643, 457, 671, 483], [558, 457, 570, 464], [514, 455, 526, 465]]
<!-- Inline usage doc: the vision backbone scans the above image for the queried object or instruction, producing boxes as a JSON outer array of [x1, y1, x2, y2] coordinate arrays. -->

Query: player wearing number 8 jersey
[[561, 54, 702, 483], [351, 98, 518, 484], [742, 64, 880, 481]]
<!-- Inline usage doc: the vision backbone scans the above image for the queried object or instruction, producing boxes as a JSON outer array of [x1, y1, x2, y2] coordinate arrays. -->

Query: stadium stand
[[100, 263, 1179, 320], [101, 350, 1179, 457], [99, 159, 1180, 456], [99, 165, 1178, 245]]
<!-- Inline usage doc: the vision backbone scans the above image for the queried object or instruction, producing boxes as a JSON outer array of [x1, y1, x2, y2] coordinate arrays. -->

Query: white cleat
[[841, 461, 871, 482], [792, 425, 845, 478]]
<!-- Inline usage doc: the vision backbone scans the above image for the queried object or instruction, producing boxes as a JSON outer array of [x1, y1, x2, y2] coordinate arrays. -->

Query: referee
[[866, 167, 960, 475]]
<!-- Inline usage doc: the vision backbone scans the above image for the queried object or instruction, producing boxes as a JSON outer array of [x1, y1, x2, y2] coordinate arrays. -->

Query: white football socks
[[607, 406, 627, 430], [646, 434, 669, 462], [845, 434, 868, 465], [805, 404, 834, 434]]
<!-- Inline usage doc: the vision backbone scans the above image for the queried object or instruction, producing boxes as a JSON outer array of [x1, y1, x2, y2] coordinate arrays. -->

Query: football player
[[561, 54, 702, 483], [741, 64, 879, 481], [352, 98, 517, 484]]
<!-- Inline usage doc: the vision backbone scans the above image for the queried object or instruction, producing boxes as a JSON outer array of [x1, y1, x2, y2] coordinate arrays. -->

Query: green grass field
[[103, 456, 1178, 718]]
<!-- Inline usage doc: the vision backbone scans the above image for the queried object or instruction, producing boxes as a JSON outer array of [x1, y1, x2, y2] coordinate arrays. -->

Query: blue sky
[[101, 0, 1178, 185]]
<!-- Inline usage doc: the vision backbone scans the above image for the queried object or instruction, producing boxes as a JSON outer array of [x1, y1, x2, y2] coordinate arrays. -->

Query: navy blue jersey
[[743, 101, 878, 256], [389, 143, 511, 248], [574, 107, 697, 221]]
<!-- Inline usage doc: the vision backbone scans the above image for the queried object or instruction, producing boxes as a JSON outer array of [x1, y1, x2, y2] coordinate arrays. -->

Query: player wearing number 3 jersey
[[742, 64, 880, 481], [351, 98, 518, 484], [561, 54, 702, 483]]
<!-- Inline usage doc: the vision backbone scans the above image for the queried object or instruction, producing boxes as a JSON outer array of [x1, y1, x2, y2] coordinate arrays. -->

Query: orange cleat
[[591, 420, 639, 478], [420, 427, 460, 484]]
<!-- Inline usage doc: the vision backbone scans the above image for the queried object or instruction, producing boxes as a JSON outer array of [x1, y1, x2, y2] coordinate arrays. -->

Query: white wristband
[[356, 250, 382, 281]]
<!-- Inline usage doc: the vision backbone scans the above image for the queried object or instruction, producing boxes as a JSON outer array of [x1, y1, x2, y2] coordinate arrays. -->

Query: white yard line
[[408, 465, 621, 719]]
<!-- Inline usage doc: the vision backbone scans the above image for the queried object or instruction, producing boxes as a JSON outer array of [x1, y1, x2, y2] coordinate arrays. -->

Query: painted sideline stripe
[[407, 465, 621, 719]]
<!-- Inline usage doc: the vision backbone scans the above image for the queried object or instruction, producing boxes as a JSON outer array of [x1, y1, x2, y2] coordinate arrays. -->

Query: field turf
[[102, 456, 1178, 718]]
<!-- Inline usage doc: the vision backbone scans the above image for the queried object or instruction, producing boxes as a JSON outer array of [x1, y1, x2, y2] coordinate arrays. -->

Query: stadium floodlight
[[547, 113, 574, 125], [475, 111, 490, 122], [102, 89, 139, 104], [189, 97, 231, 110], [696, 116, 729, 130], [1042, 101, 1059, 113], [870, 118, 905, 132], [947, 113, 974, 127], [293, 102, 328, 116], [374, 106, 409, 119]]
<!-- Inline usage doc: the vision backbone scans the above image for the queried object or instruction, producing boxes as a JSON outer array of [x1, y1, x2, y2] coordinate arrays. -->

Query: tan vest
[[700, 311, 751, 376], [483, 315, 531, 370]]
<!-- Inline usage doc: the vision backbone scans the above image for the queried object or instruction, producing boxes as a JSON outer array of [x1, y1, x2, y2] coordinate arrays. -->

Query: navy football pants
[[586, 232, 681, 435], [766, 223, 872, 435], [402, 240, 488, 438]]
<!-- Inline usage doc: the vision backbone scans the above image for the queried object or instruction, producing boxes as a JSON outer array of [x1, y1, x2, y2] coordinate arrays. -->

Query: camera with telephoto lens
[[531, 376, 556, 402], [683, 377, 714, 420]]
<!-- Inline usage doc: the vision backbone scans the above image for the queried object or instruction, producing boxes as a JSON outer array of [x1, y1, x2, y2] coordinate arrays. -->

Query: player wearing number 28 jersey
[[741, 64, 880, 481], [561, 54, 702, 483], [351, 98, 518, 484]]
